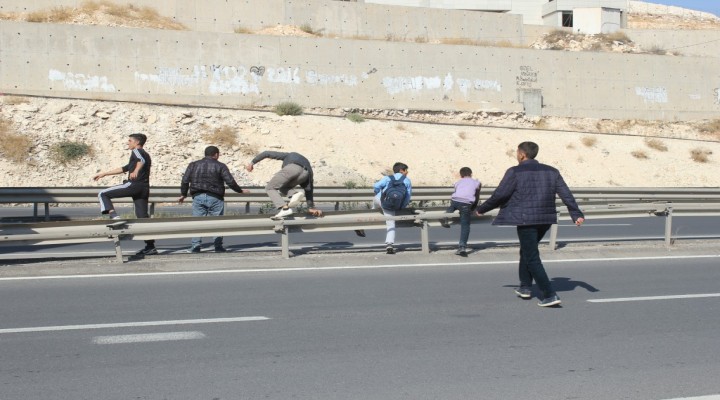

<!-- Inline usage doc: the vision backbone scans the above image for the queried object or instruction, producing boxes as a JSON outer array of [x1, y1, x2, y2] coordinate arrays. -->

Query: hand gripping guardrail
[[3, 200, 719, 262]]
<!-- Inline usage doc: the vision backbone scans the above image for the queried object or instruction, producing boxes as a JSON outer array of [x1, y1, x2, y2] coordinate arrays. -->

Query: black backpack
[[381, 175, 408, 211]]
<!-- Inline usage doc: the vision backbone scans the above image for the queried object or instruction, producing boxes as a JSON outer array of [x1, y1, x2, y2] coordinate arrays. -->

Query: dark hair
[[393, 162, 409, 173], [459, 167, 472, 177], [128, 133, 147, 146], [517, 141, 539, 159], [205, 146, 220, 157]]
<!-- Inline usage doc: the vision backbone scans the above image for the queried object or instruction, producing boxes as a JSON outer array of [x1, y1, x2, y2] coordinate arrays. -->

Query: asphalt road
[[1, 253, 719, 399]]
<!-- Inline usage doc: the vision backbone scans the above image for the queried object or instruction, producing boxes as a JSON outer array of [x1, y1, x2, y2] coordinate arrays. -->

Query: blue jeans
[[446, 200, 472, 247], [191, 193, 225, 249], [516, 224, 554, 299]]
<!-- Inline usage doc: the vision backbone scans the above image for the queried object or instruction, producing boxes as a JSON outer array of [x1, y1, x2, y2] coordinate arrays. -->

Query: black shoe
[[214, 246, 227, 253], [538, 294, 562, 307], [354, 230, 366, 237], [386, 245, 395, 254], [514, 286, 532, 299], [187, 247, 201, 253], [135, 247, 158, 256], [455, 247, 467, 256], [440, 218, 451, 228]]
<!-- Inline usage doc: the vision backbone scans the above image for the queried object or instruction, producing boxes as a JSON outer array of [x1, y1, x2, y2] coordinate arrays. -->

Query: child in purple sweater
[[444, 167, 481, 256]]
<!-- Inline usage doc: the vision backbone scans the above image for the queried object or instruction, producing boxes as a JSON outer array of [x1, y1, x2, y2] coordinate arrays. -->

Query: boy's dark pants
[[98, 182, 155, 248], [516, 224, 554, 299], [446, 200, 472, 247]]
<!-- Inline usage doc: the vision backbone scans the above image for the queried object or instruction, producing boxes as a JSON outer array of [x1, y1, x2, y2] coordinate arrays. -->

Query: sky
[[647, 0, 720, 16]]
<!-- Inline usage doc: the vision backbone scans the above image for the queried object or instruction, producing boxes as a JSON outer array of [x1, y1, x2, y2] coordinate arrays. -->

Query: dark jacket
[[180, 157, 244, 200], [476, 159, 583, 226], [251, 151, 315, 207]]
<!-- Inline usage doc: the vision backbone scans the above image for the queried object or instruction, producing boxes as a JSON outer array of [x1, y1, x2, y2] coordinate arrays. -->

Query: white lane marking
[[1, 254, 719, 282], [93, 331, 205, 344], [589, 293, 720, 303], [662, 396, 720, 400], [0, 316, 269, 334]]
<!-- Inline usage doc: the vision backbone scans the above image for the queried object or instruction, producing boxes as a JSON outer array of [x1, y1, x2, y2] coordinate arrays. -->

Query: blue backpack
[[381, 175, 408, 211]]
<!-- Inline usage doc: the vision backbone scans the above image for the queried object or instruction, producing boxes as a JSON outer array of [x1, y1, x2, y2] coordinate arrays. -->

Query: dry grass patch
[[50, 141, 93, 164], [690, 148, 712, 163], [2, 96, 30, 105], [534, 118, 549, 130], [631, 150, 649, 160], [203, 126, 239, 147], [2, 1, 187, 30], [0, 119, 32, 163], [581, 136, 598, 147], [644, 138, 668, 152], [234, 26, 253, 34], [698, 119, 720, 134]]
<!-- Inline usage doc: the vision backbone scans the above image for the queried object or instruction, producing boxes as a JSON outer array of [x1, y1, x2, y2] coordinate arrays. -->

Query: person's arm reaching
[[475, 169, 516, 216], [555, 174, 584, 226], [92, 167, 124, 181], [221, 165, 250, 194], [246, 151, 288, 172]]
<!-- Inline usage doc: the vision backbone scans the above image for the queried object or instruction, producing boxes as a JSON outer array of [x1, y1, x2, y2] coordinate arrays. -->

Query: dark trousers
[[98, 182, 155, 248], [516, 224, 553, 298], [446, 200, 472, 247]]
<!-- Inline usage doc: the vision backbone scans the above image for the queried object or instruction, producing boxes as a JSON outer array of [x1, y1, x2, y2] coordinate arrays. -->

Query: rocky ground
[[1, 96, 719, 190]]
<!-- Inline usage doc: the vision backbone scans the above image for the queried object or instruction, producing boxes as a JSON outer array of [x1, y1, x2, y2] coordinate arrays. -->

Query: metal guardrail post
[[335, 202, 340, 211], [33, 203, 38, 219], [113, 236, 124, 263], [665, 202, 673, 248], [245, 202, 250, 214], [420, 220, 430, 254], [44, 203, 50, 222], [149, 203, 155, 217]]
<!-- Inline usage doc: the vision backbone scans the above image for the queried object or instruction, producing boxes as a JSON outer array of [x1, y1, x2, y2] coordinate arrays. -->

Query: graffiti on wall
[[381, 73, 501, 96], [133, 64, 363, 94], [48, 69, 116, 92], [516, 66, 537, 88], [635, 86, 668, 104]]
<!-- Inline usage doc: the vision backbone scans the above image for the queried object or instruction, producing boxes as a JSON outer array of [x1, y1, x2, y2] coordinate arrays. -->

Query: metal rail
[[2, 201, 719, 262], [2, 186, 720, 221]]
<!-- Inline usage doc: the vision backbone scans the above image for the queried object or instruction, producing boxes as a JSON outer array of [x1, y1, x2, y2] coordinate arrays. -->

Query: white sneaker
[[287, 192, 306, 208], [272, 208, 294, 219]]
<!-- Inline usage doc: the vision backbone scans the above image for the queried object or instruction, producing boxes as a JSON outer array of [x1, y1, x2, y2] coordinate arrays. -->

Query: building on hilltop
[[356, 0, 629, 33]]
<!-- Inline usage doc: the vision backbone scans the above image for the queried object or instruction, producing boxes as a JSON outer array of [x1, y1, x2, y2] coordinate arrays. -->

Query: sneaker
[[386, 244, 395, 254], [272, 207, 294, 219], [187, 247, 201, 253], [135, 247, 158, 256], [514, 287, 532, 299], [287, 192, 306, 208], [354, 229, 366, 237], [440, 218, 451, 228], [111, 215, 122, 220], [214, 246, 227, 253], [455, 247, 468, 256], [538, 294, 562, 307]]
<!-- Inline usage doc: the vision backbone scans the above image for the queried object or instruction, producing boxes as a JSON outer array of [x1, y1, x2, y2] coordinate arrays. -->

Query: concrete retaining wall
[[2, 21, 719, 120], [625, 29, 720, 59], [0, 0, 525, 45]]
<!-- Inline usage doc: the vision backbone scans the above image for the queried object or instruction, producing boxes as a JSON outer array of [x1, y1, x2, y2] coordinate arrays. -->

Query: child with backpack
[[443, 167, 481, 257], [373, 162, 412, 254]]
